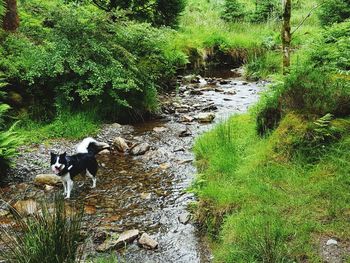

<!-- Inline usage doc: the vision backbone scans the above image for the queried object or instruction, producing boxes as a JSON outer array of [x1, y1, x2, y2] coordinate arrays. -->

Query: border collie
[[50, 137, 109, 199]]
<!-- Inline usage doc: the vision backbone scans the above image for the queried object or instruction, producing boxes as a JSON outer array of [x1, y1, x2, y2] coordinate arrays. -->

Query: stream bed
[[0, 69, 265, 262]]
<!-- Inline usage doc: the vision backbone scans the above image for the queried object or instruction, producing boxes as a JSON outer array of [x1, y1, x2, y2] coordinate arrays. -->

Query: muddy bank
[[0, 69, 264, 262]]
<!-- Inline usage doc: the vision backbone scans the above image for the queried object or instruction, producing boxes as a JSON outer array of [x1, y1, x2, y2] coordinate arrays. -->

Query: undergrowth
[[0, 195, 84, 263]]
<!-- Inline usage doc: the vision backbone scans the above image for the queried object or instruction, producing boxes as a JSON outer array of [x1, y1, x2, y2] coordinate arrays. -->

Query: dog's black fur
[[50, 137, 109, 198], [50, 152, 98, 179]]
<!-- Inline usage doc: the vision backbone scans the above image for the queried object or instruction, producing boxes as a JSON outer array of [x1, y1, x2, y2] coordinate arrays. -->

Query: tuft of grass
[[0, 195, 84, 263], [193, 113, 350, 261]]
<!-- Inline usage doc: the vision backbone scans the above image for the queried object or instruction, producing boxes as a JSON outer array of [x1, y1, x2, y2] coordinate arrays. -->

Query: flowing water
[[0, 70, 265, 262]]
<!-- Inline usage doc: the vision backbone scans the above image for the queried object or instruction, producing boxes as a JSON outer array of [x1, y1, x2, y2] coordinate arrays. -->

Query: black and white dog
[[50, 137, 109, 199]]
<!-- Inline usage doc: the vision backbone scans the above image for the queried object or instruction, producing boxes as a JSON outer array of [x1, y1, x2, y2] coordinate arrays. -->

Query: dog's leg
[[63, 180, 67, 196], [63, 173, 73, 199], [86, 169, 96, 188]]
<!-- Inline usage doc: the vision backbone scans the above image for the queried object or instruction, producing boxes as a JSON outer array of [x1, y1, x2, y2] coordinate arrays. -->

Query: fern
[[312, 113, 335, 142], [0, 74, 22, 173]]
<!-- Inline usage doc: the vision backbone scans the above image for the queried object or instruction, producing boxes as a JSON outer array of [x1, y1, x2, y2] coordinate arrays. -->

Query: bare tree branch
[[291, 1, 325, 35]]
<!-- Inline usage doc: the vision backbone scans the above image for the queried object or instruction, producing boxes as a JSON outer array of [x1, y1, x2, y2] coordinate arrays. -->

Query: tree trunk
[[2, 0, 19, 31], [281, 0, 291, 74]]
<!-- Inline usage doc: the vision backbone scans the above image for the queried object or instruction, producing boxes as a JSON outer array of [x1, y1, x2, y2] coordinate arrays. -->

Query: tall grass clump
[[0, 196, 84, 263]]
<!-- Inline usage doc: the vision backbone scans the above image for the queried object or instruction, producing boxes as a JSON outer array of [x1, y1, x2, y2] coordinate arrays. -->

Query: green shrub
[[255, 21, 350, 135], [0, 196, 84, 263], [249, 0, 279, 23], [154, 0, 187, 27], [221, 0, 245, 22], [318, 0, 350, 26], [0, 1, 184, 121]]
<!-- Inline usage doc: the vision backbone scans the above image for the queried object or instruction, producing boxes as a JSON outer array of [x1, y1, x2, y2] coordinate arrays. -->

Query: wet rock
[[242, 81, 249, 85], [179, 127, 192, 137], [116, 229, 140, 247], [189, 90, 203, 95], [93, 231, 108, 244], [140, 192, 152, 200], [98, 149, 110, 155], [219, 80, 229, 85], [138, 233, 158, 249], [231, 67, 244, 76], [194, 112, 215, 123], [0, 209, 9, 217], [224, 89, 237, 95], [111, 123, 122, 129], [178, 212, 191, 224], [202, 104, 218, 112], [130, 143, 150, 156], [214, 87, 224, 92], [326, 239, 338, 246], [34, 174, 62, 186], [183, 74, 201, 84], [159, 163, 171, 170], [180, 115, 194, 123], [223, 98, 232, 101], [178, 159, 193, 164], [113, 137, 129, 153], [153, 127, 168, 133], [96, 229, 140, 252], [13, 200, 38, 216], [173, 147, 185, 152], [44, 184, 54, 192], [176, 106, 191, 113]]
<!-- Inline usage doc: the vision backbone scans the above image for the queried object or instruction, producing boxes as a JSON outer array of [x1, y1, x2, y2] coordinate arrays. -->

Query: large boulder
[[34, 174, 62, 186]]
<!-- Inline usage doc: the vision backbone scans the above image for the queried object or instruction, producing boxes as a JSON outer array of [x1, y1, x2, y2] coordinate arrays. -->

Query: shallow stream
[[0, 69, 265, 262]]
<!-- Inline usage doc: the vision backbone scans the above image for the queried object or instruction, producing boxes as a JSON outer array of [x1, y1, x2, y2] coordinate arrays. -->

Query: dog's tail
[[76, 137, 110, 155]]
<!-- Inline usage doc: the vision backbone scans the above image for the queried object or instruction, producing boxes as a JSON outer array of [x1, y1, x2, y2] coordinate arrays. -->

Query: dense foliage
[[88, 0, 186, 27], [256, 20, 350, 135], [221, 0, 245, 22], [0, 73, 21, 173], [318, 0, 350, 26], [221, 0, 280, 23], [0, 0, 185, 122]]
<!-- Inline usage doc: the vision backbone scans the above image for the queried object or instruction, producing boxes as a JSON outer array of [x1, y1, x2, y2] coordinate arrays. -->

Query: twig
[[291, 1, 325, 35]]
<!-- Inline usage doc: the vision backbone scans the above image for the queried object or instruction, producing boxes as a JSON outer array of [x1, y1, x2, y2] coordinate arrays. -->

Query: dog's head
[[50, 152, 67, 174]]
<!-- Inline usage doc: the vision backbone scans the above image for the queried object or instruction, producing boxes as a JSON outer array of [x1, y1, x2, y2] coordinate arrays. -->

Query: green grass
[[0, 195, 84, 263], [174, 0, 321, 76], [193, 114, 350, 262], [15, 111, 100, 144]]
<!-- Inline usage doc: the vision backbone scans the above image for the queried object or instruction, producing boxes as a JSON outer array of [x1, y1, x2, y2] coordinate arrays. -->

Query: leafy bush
[[256, 21, 350, 135], [318, 0, 350, 26], [83, 0, 186, 28], [0, 1, 184, 122], [221, 0, 245, 22], [0, 196, 84, 263]]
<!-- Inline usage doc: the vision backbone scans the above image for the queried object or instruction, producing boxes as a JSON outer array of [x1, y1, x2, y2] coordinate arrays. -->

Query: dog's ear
[[50, 152, 55, 157], [62, 152, 67, 157]]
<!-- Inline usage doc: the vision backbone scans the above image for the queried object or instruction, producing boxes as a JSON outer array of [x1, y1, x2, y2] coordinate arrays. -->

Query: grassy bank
[[174, 0, 320, 78], [193, 113, 350, 261], [192, 18, 350, 262]]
